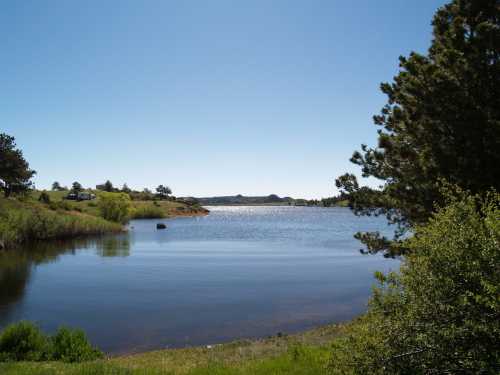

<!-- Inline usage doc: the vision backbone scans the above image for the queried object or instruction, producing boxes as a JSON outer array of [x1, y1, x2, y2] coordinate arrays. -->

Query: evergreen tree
[[71, 182, 83, 193], [0, 133, 36, 197], [156, 185, 172, 199], [121, 183, 131, 193], [336, 0, 500, 256], [104, 180, 113, 192]]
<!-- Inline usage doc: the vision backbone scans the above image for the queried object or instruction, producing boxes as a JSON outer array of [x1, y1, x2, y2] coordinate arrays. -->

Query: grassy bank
[[0, 192, 208, 250], [128, 200, 208, 219], [0, 324, 343, 374], [31, 191, 209, 219], [0, 198, 123, 249]]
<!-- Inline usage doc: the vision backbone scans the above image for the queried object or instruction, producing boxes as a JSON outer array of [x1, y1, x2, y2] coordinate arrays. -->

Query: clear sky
[[2, 0, 447, 199]]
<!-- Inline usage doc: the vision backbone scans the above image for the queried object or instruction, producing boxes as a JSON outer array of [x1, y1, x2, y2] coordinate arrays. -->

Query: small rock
[[156, 223, 167, 230]]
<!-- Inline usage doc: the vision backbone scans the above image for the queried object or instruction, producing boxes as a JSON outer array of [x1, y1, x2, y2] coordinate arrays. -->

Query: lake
[[0, 206, 398, 354]]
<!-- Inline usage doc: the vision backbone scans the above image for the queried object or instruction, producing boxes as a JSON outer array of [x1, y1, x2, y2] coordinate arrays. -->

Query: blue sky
[[2, 0, 447, 198]]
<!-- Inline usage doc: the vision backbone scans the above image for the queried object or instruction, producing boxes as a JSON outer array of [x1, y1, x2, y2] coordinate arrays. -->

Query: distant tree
[[156, 185, 172, 199], [0, 133, 36, 197], [51, 181, 62, 191], [121, 183, 131, 193], [103, 180, 113, 192], [96, 180, 114, 192], [71, 182, 83, 193], [336, 0, 500, 256]]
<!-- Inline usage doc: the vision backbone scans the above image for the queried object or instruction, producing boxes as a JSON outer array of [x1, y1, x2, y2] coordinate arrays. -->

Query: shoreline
[[0, 322, 346, 374], [0, 195, 209, 250], [109, 321, 344, 358]]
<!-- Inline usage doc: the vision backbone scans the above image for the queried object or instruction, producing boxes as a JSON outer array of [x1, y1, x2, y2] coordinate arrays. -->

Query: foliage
[[336, 0, 500, 255], [71, 182, 83, 193], [0, 133, 36, 198], [0, 342, 331, 374], [121, 183, 131, 194], [0, 199, 122, 249], [156, 185, 172, 199], [0, 322, 49, 362], [38, 192, 51, 204], [97, 192, 131, 223], [50, 327, 103, 363], [329, 190, 500, 374], [0, 322, 102, 364], [129, 189, 154, 201], [129, 205, 165, 219], [51, 182, 63, 191]]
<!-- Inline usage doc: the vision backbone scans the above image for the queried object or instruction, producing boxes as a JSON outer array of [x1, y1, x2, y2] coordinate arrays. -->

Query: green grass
[[0, 324, 342, 374], [129, 205, 166, 219], [129, 200, 208, 218], [31, 191, 207, 219], [0, 198, 122, 249], [0, 192, 208, 249], [0, 347, 329, 374]]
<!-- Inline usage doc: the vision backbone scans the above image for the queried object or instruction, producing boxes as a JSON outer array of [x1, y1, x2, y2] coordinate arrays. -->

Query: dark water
[[0, 206, 398, 354]]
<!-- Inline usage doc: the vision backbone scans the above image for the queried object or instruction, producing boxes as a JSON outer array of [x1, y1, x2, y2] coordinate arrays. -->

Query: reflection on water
[[0, 235, 130, 324], [95, 236, 130, 258], [0, 207, 398, 354]]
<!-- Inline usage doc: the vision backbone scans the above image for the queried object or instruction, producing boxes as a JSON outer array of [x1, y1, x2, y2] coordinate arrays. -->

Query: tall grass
[[0, 345, 329, 375], [129, 205, 165, 219], [0, 201, 122, 249]]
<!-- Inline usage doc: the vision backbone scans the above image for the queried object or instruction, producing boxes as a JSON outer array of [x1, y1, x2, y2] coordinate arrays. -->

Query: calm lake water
[[0, 206, 398, 354]]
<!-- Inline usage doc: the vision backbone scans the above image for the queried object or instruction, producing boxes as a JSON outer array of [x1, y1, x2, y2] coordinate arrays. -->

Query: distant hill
[[192, 194, 295, 206]]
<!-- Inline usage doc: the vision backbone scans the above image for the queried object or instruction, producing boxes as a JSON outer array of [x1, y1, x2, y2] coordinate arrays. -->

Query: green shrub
[[129, 205, 165, 219], [38, 192, 50, 204], [0, 322, 103, 364], [330, 190, 500, 374], [0, 203, 122, 249], [97, 192, 131, 223], [50, 327, 103, 363], [56, 201, 72, 211], [0, 321, 49, 362]]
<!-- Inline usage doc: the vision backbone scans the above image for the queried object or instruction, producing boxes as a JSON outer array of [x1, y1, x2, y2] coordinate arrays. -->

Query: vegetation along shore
[[0, 0, 499, 373], [0, 173, 208, 250]]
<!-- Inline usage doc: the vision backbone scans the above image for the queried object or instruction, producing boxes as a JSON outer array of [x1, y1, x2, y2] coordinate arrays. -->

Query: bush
[[53, 200, 72, 211], [330, 190, 500, 374], [0, 321, 49, 361], [97, 192, 131, 223], [38, 192, 50, 204], [51, 327, 103, 363], [0, 203, 122, 249], [0, 322, 103, 363], [129, 205, 165, 219]]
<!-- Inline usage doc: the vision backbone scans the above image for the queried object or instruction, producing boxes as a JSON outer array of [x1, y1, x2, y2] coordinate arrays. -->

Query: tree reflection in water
[[95, 235, 130, 258], [0, 234, 131, 325]]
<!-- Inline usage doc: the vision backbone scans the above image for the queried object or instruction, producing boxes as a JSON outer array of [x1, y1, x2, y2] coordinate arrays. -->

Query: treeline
[[302, 194, 349, 207], [50, 180, 176, 202]]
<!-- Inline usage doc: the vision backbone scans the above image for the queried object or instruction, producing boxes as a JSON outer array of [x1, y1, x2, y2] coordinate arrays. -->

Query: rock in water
[[156, 223, 167, 230]]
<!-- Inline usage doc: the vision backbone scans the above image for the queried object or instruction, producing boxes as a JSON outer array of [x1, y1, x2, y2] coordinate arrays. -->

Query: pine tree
[[336, 0, 500, 256]]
